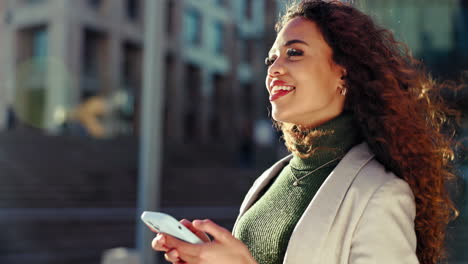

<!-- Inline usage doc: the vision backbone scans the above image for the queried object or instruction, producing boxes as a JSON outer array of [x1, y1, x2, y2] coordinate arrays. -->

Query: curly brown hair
[[274, 1, 461, 263]]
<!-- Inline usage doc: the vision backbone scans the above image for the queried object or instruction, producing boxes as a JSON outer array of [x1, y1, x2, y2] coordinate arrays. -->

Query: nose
[[267, 57, 286, 77]]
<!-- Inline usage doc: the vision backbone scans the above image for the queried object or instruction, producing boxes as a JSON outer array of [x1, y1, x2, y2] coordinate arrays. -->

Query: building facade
[[0, 0, 144, 134], [0, 0, 282, 151]]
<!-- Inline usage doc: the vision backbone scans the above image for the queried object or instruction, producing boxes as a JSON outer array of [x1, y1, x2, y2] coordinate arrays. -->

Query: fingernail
[[157, 234, 166, 244]]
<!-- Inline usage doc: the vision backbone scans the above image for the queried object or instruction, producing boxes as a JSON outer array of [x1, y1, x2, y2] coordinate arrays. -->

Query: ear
[[338, 67, 347, 85], [342, 68, 347, 76]]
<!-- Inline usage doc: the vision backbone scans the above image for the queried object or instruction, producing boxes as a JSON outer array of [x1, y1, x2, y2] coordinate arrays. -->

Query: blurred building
[[0, 0, 281, 142], [358, 0, 468, 79], [165, 0, 260, 142], [0, 0, 143, 135], [0, 0, 284, 158], [359, 0, 457, 54], [0, 0, 284, 263]]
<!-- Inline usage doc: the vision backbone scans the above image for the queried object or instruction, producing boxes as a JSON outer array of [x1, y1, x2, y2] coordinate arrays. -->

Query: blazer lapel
[[283, 142, 375, 264]]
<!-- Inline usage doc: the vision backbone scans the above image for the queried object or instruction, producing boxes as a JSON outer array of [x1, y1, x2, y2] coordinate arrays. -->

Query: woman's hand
[[152, 219, 257, 264], [151, 219, 210, 261]]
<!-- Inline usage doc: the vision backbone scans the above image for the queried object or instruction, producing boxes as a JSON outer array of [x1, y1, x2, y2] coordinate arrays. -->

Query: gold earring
[[338, 86, 347, 96]]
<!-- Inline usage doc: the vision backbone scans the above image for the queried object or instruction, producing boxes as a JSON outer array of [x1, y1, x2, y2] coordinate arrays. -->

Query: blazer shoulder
[[354, 157, 410, 195], [342, 143, 414, 210]]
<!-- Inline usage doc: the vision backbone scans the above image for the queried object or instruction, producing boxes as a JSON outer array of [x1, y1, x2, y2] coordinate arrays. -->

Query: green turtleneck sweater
[[233, 113, 361, 264]]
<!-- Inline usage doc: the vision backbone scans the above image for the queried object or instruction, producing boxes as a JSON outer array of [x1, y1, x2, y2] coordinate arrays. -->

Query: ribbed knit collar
[[289, 112, 361, 172]]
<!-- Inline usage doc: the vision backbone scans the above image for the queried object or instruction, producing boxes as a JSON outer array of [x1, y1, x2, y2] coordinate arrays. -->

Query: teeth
[[272, 86, 296, 94]]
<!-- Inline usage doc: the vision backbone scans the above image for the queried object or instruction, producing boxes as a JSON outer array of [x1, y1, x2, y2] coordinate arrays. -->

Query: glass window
[[126, 0, 140, 21], [82, 29, 108, 99], [216, 0, 226, 7], [32, 28, 48, 67], [184, 64, 201, 141], [15, 26, 48, 129], [166, 0, 175, 35], [240, 38, 255, 64], [184, 8, 202, 46], [24, 0, 46, 4], [88, 0, 101, 8], [213, 22, 225, 54], [211, 74, 226, 139], [121, 42, 142, 132], [245, 0, 253, 20]]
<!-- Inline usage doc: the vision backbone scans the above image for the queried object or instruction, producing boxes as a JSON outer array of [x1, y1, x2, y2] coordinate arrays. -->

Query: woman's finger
[[164, 249, 182, 263], [152, 233, 169, 251], [180, 219, 211, 243], [165, 244, 200, 264], [192, 219, 232, 243], [164, 254, 185, 263], [162, 233, 202, 257]]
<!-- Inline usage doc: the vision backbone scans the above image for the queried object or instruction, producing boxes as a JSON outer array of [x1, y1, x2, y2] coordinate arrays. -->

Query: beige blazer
[[233, 142, 419, 264]]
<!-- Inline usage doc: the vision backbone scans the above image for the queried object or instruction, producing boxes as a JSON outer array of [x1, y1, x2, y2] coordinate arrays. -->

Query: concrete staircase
[[0, 128, 267, 264]]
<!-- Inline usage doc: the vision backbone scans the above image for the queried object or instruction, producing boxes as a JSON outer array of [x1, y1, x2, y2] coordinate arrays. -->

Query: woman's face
[[266, 17, 346, 127]]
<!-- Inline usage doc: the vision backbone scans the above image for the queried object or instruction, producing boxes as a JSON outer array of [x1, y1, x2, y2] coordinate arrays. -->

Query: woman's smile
[[269, 80, 296, 101], [270, 88, 295, 101]]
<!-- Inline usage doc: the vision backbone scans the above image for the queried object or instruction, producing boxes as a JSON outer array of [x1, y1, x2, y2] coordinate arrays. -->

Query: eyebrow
[[268, 39, 309, 56], [284, 39, 309, 46]]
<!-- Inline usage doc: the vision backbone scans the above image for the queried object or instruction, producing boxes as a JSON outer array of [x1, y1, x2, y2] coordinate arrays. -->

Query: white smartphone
[[141, 211, 204, 244]]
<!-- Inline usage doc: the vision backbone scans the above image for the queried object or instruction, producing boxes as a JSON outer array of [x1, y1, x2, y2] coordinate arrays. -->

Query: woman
[[153, 1, 460, 263]]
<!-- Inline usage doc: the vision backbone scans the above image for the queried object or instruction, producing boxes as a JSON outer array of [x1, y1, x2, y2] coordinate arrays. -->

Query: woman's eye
[[265, 49, 302, 66], [286, 48, 303, 57], [265, 57, 275, 66]]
